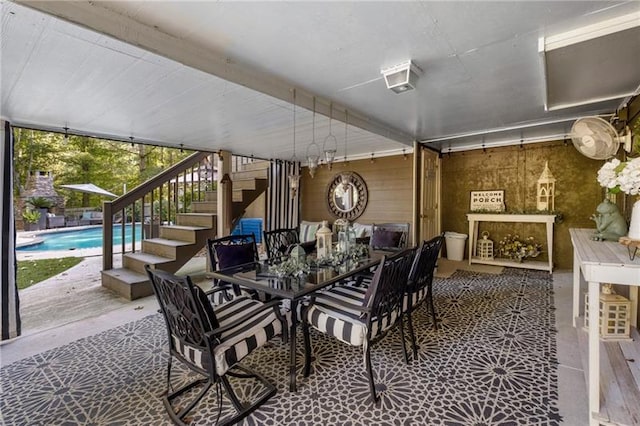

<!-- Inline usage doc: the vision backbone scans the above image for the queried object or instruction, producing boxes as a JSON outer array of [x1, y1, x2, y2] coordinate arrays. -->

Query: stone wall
[[21, 170, 65, 213]]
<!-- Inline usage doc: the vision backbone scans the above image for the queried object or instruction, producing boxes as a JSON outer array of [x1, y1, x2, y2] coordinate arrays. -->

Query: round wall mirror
[[326, 172, 368, 220]]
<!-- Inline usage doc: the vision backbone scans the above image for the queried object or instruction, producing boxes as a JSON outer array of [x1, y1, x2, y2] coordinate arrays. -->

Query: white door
[[420, 148, 440, 241]]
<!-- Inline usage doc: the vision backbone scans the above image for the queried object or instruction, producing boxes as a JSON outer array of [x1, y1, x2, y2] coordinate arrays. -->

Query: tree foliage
[[14, 129, 192, 209]]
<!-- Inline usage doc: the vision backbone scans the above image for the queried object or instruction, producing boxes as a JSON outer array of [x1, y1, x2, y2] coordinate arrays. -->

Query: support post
[[217, 150, 233, 237], [103, 201, 113, 270]]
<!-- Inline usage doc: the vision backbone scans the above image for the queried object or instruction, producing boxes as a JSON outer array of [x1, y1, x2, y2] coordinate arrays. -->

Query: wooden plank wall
[[300, 154, 413, 227]]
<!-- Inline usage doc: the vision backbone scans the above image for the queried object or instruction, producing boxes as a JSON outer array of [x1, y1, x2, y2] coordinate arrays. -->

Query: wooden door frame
[[413, 142, 441, 243]]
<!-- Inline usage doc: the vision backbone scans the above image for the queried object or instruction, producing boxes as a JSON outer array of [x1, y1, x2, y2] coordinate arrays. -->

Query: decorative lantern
[[316, 220, 333, 258], [289, 244, 306, 263], [536, 161, 556, 211], [288, 173, 300, 199], [477, 231, 494, 260], [584, 292, 632, 340]]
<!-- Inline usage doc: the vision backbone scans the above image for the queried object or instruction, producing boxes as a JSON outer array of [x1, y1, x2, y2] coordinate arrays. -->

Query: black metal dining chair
[[403, 234, 444, 360], [347, 222, 411, 287], [145, 265, 287, 426], [263, 227, 300, 259], [370, 222, 410, 251], [301, 248, 416, 403], [206, 234, 261, 303]]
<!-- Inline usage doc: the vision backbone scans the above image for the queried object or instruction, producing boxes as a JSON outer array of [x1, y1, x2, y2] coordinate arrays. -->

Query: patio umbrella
[[60, 183, 117, 198]]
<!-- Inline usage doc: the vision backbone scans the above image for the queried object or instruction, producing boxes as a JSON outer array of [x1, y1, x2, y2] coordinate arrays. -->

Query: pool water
[[18, 224, 143, 251]]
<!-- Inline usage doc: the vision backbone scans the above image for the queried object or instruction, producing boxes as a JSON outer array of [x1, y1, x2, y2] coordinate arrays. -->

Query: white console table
[[466, 213, 555, 273], [570, 228, 640, 426]]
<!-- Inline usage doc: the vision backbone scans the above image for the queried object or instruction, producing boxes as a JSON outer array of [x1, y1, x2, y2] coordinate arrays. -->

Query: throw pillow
[[371, 229, 403, 249], [299, 220, 321, 243], [215, 242, 256, 269], [352, 222, 372, 238]]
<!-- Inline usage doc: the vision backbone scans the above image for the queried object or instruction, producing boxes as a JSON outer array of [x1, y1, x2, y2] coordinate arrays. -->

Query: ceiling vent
[[381, 61, 421, 94]]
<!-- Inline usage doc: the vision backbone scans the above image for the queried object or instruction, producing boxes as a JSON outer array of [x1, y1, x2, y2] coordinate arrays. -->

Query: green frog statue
[[591, 199, 628, 241]]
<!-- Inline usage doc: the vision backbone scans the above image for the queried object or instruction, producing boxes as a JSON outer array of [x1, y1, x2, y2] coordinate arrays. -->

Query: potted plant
[[27, 196, 54, 210], [23, 208, 41, 231], [27, 196, 54, 230]]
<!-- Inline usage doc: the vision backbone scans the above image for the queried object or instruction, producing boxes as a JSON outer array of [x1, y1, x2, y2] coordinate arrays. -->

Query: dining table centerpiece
[[313, 243, 370, 268], [268, 257, 310, 278]]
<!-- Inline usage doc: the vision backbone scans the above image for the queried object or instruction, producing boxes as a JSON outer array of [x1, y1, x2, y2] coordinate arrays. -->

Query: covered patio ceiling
[[1, 1, 639, 159]]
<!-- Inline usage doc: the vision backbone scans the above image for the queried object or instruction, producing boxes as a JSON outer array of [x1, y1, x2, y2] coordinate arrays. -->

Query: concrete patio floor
[[3, 245, 589, 424]]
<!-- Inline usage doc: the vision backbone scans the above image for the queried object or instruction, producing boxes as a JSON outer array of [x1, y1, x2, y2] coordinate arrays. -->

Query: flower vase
[[628, 199, 640, 240]]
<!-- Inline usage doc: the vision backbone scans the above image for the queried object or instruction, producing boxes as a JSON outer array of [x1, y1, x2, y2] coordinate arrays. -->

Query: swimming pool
[[18, 224, 143, 251]]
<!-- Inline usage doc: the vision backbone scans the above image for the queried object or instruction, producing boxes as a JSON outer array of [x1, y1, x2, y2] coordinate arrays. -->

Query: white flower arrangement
[[597, 157, 640, 195], [312, 243, 370, 267], [268, 258, 310, 278]]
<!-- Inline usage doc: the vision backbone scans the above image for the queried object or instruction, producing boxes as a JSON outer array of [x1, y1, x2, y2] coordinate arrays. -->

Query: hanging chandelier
[[306, 97, 320, 178]]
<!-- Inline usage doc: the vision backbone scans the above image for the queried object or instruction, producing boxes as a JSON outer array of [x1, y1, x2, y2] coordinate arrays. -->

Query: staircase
[[101, 155, 269, 300]]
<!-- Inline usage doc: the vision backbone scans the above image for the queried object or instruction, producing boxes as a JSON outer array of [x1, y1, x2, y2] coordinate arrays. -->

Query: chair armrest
[[204, 285, 232, 296]]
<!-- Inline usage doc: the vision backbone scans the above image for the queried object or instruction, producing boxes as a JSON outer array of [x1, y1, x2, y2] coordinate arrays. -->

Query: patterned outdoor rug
[[0, 269, 560, 425]]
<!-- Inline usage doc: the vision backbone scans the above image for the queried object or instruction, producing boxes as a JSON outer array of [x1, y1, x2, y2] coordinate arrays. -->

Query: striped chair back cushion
[[172, 335, 208, 370], [306, 286, 398, 347], [403, 286, 428, 312]]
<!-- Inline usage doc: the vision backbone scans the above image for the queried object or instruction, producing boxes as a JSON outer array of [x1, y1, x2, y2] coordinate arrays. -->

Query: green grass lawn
[[17, 257, 84, 290]]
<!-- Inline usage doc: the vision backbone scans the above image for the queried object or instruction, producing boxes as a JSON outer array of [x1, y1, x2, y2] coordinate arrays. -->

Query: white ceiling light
[[381, 60, 421, 94]]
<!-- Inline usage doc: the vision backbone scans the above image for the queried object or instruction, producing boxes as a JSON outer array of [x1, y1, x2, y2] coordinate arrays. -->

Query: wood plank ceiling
[[1, 1, 639, 159]]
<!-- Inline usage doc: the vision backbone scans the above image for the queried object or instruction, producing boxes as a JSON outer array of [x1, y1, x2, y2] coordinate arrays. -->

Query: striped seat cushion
[[172, 296, 282, 377], [403, 286, 428, 312], [305, 285, 398, 347]]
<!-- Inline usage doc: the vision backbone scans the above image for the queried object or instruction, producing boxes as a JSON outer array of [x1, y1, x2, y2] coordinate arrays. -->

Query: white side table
[[466, 213, 556, 273]]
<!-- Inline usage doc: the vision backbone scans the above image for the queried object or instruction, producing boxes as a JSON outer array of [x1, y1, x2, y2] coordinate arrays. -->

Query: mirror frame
[[326, 171, 368, 220]]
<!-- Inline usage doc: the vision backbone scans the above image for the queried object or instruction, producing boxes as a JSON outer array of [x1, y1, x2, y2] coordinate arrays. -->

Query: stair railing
[[102, 151, 217, 270]]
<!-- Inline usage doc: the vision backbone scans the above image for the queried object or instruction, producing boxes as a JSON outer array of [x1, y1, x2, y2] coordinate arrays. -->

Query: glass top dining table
[[209, 251, 387, 392]]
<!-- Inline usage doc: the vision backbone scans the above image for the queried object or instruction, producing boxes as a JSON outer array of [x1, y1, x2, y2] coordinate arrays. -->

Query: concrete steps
[[232, 169, 268, 180], [233, 178, 267, 191], [102, 158, 269, 301], [102, 212, 216, 300], [123, 251, 180, 274], [191, 201, 217, 212], [159, 225, 209, 243], [102, 268, 153, 300], [177, 212, 216, 228]]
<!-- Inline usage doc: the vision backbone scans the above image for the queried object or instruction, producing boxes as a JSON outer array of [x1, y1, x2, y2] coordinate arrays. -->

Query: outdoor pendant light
[[307, 97, 320, 178], [288, 89, 301, 198], [339, 110, 351, 191], [323, 103, 337, 170]]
